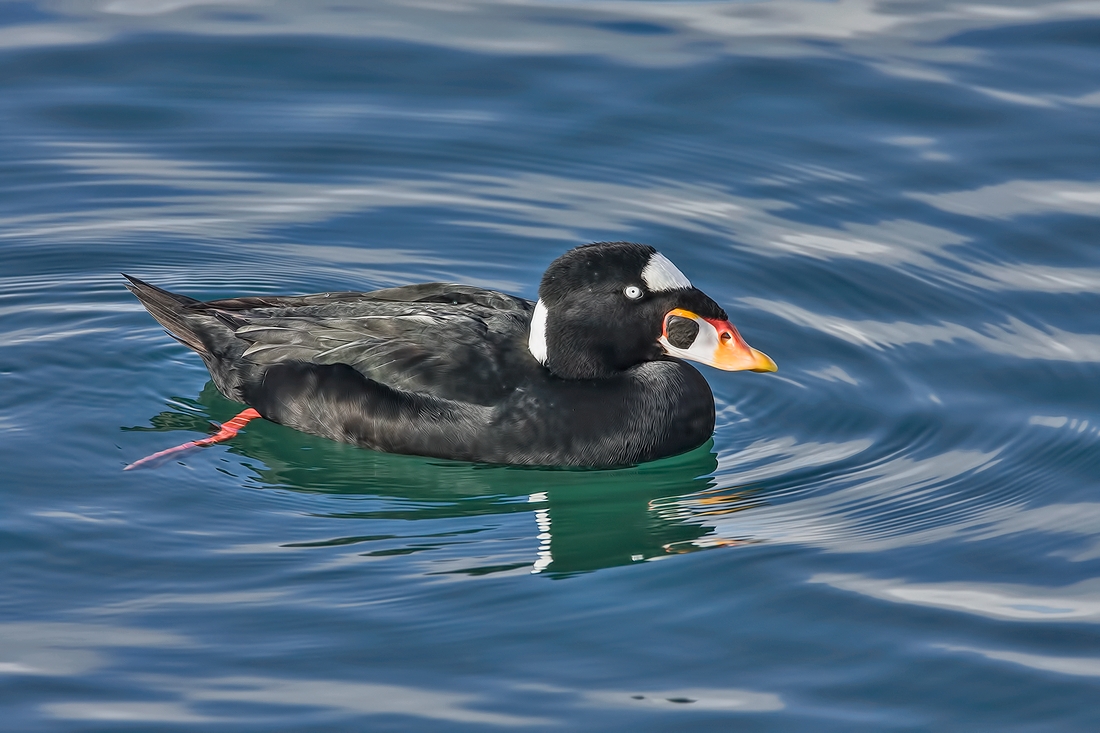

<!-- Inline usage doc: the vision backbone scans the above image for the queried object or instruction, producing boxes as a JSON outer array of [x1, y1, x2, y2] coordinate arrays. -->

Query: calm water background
[[2, 0, 1099, 730]]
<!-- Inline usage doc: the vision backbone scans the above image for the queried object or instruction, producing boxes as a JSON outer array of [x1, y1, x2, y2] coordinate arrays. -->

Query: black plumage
[[126, 242, 772, 467]]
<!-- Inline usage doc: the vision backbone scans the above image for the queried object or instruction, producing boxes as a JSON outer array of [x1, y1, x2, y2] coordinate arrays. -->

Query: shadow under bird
[[124, 241, 776, 469]]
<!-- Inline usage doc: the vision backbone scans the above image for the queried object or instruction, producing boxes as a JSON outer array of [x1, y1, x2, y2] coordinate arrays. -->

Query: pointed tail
[[123, 274, 211, 357]]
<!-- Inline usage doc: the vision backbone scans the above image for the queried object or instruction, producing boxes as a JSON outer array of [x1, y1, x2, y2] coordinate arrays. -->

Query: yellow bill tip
[[749, 348, 777, 373]]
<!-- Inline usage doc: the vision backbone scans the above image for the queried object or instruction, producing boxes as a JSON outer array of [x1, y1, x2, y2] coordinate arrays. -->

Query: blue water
[[2, 1, 1099, 730]]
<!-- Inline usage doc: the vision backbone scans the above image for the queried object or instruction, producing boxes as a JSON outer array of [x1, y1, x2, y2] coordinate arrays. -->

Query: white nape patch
[[642, 252, 692, 292], [528, 299, 548, 364]]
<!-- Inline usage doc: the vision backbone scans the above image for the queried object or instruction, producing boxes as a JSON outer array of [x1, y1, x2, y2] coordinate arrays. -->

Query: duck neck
[[528, 299, 649, 380]]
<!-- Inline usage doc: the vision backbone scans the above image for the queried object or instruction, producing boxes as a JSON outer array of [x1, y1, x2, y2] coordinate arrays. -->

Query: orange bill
[[659, 308, 777, 373]]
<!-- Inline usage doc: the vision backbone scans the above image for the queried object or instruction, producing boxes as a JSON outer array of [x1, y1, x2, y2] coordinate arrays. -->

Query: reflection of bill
[[656, 487, 764, 554], [530, 485, 764, 573], [523, 466, 770, 576]]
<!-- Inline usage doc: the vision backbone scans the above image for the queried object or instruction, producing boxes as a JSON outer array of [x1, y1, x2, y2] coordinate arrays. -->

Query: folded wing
[[194, 283, 535, 404]]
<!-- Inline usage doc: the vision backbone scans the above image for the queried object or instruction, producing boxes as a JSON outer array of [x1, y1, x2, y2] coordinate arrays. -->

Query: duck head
[[529, 242, 777, 380]]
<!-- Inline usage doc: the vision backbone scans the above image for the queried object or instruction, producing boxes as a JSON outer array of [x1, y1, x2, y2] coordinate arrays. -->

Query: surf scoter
[[125, 242, 775, 468]]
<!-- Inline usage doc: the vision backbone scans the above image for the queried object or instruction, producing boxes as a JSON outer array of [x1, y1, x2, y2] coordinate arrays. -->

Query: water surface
[[2, 1, 1099, 730]]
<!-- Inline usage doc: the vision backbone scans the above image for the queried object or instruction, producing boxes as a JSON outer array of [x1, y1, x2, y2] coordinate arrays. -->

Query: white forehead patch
[[641, 252, 692, 292], [528, 299, 548, 364]]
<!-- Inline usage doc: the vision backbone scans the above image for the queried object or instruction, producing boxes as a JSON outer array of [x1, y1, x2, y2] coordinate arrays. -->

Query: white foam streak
[[747, 297, 1100, 363], [911, 179, 1100, 219], [939, 645, 1100, 677], [813, 574, 1100, 622]]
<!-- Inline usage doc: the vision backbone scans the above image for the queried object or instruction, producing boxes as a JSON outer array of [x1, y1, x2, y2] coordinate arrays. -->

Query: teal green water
[[2, 1, 1100, 730]]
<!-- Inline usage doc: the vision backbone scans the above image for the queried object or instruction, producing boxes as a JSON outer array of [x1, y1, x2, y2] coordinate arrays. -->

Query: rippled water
[[2, 1, 1099, 730]]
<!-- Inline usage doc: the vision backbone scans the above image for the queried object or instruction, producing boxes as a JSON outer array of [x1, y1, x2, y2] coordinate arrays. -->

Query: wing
[[198, 282, 534, 312], [192, 284, 536, 404]]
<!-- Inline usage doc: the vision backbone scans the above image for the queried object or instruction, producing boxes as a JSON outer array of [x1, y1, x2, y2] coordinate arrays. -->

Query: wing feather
[[198, 285, 534, 404]]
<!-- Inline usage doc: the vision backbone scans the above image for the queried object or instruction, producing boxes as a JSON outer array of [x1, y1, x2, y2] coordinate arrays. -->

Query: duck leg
[[124, 408, 261, 471]]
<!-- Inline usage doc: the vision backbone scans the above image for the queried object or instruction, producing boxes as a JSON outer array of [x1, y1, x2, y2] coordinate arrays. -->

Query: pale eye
[[624, 285, 643, 300]]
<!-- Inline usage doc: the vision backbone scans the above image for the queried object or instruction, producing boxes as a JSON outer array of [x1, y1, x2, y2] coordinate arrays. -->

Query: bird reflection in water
[[124, 384, 768, 576]]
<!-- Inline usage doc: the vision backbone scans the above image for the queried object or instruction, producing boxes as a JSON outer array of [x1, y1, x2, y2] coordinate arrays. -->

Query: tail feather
[[125, 275, 256, 403], [123, 274, 210, 356]]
